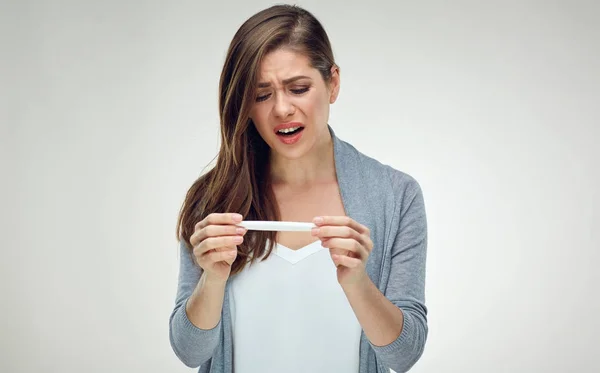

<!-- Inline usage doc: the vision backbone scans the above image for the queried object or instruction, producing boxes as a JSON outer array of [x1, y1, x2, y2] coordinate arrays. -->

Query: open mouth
[[276, 126, 305, 136]]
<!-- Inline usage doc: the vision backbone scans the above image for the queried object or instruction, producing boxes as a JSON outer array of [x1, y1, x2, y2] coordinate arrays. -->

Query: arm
[[168, 241, 225, 368], [342, 276, 405, 351], [364, 179, 428, 372], [314, 178, 428, 372]]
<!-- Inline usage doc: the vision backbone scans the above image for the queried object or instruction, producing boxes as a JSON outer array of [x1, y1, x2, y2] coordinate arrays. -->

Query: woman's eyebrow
[[257, 75, 312, 88]]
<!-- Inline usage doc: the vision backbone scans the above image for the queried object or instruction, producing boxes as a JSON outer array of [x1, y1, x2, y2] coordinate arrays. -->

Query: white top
[[230, 240, 362, 372]]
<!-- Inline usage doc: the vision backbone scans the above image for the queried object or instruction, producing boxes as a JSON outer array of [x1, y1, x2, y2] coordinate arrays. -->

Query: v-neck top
[[229, 240, 361, 372]]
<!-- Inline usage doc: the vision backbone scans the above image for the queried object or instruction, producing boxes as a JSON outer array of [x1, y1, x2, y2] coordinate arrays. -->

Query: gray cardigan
[[169, 126, 428, 372]]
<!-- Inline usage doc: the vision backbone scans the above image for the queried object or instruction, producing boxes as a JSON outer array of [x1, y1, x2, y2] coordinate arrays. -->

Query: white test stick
[[238, 220, 317, 232]]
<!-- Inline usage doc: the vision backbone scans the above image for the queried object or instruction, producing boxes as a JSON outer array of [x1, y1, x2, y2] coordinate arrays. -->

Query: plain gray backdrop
[[2, 0, 599, 372]]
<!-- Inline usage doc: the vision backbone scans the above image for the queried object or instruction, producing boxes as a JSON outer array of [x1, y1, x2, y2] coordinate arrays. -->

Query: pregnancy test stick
[[238, 220, 317, 232]]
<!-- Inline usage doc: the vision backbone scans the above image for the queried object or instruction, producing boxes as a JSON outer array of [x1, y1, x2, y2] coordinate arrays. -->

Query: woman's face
[[249, 48, 339, 160]]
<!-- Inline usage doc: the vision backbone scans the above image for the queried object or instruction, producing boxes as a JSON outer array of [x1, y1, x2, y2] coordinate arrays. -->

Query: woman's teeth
[[277, 126, 301, 134]]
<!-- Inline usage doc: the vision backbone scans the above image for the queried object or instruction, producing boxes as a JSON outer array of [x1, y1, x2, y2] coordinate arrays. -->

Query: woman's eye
[[256, 94, 271, 102], [291, 87, 309, 95]]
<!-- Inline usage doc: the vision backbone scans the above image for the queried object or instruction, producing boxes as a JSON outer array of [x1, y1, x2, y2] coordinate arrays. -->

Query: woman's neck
[[269, 131, 336, 188]]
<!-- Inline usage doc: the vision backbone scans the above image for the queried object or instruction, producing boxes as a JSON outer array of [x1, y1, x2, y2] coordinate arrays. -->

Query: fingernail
[[236, 228, 246, 235], [232, 214, 243, 222], [314, 217, 323, 225], [311, 227, 320, 236], [234, 236, 243, 244]]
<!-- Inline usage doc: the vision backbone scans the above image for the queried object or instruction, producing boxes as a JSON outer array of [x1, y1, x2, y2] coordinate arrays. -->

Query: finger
[[200, 249, 237, 266], [194, 213, 243, 234], [322, 237, 368, 260], [195, 235, 243, 256], [313, 216, 368, 234], [313, 225, 369, 248], [191, 224, 247, 246], [218, 249, 238, 265], [331, 253, 362, 268], [324, 243, 350, 257], [320, 237, 351, 257], [365, 237, 374, 253], [213, 245, 236, 252]]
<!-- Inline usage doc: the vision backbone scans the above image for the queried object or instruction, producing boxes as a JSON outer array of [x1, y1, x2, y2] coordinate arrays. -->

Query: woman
[[169, 4, 428, 373]]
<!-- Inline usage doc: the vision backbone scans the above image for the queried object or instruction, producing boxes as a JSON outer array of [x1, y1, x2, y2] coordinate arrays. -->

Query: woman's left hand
[[311, 216, 374, 287]]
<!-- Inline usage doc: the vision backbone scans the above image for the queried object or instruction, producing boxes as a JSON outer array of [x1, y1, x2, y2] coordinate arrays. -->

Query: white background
[[2, 0, 599, 372]]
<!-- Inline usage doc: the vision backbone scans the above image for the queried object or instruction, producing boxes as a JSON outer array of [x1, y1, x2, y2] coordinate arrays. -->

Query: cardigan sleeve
[[370, 176, 429, 372], [169, 240, 222, 368]]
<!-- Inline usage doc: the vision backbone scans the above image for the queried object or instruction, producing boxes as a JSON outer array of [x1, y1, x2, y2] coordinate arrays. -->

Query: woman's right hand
[[190, 213, 246, 283]]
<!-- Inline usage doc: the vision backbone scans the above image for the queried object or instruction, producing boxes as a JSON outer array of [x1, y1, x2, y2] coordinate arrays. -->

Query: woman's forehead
[[256, 49, 316, 82]]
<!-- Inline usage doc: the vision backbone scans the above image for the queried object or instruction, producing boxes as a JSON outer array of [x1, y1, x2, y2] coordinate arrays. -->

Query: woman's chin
[[269, 139, 311, 161]]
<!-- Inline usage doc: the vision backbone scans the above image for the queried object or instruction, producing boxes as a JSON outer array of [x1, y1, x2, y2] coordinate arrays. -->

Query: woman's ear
[[329, 65, 340, 104]]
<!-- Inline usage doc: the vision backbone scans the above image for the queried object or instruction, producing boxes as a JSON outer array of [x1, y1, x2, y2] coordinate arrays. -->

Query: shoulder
[[335, 135, 423, 203]]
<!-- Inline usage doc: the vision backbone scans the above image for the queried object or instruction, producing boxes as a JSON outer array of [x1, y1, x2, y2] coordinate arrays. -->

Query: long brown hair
[[176, 4, 337, 275]]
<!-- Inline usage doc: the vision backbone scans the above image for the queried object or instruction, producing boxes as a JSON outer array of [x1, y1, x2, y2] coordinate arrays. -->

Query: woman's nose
[[273, 93, 295, 119]]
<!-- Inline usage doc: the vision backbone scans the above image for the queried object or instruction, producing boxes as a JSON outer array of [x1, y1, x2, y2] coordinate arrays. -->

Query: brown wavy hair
[[176, 4, 337, 275]]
